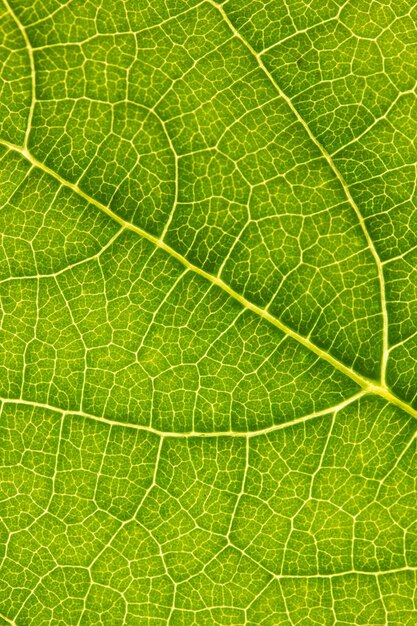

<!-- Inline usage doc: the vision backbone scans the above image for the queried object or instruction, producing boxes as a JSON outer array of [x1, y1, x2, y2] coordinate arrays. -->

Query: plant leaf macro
[[1, 0, 417, 624]]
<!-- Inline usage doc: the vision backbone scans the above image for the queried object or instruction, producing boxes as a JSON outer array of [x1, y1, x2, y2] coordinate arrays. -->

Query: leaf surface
[[1, 0, 417, 623]]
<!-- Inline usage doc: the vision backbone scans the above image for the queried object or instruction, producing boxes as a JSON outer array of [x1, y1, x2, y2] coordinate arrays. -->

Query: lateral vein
[[0, 392, 366, 437], [208, 0, 389, 385]]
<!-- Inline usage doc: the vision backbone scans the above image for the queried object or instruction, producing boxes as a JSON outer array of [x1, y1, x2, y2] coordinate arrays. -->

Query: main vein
[[1, 136, 416, 422]]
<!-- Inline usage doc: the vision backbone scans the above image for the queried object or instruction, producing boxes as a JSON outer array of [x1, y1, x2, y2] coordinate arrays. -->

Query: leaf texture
[[1, 0, 417, 624]]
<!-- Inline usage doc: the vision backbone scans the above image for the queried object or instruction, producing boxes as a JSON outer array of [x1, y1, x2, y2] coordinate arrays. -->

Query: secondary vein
[[207, 0, 389, 386]]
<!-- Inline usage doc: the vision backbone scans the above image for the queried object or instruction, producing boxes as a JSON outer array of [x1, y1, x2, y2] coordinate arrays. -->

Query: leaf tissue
[[1, 0, 417, 624]]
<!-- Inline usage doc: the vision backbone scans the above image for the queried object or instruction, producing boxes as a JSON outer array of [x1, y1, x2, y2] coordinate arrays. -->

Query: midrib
[[1, 137, 416, 423]]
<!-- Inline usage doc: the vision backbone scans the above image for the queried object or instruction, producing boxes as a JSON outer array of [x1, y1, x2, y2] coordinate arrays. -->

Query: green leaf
[[1, 0, 417, 623]]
